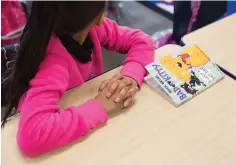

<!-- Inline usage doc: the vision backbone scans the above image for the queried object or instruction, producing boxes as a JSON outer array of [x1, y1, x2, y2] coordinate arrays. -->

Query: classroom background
[[1, 0, 236, 114], [103, 0, 236, 72], [2, 1, 236, 165]]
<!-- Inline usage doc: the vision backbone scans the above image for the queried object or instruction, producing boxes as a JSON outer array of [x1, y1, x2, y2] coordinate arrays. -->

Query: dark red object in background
[[1, 1, 26, 46]]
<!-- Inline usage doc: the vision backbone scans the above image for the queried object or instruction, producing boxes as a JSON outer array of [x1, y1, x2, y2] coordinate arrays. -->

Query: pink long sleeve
[[16, 18, 154, 157], [96, 18, 155, 86], [17, 55, 107, 157]]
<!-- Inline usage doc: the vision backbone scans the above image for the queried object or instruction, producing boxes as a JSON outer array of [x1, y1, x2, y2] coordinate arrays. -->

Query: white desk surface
[[183, 13, 236, 75], [2, 45, 236, 165]]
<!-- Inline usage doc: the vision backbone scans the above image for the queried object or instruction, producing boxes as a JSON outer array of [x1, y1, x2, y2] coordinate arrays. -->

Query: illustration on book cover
[[145, 44, 225, 106]]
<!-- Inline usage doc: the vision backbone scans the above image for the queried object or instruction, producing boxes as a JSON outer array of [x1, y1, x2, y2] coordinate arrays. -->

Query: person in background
[[105, 1, 123, 24], [1, 2, 155, 157], [155, 1, 227, 48], [1, 1, 26, 46], [172, 0, 227, 44]]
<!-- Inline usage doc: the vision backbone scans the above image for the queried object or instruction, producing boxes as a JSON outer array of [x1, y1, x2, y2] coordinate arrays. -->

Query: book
[[145, 44, 225, 107]]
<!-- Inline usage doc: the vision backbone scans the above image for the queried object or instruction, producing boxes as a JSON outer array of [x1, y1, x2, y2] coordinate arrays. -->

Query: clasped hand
[[95, 75, 139, 113]]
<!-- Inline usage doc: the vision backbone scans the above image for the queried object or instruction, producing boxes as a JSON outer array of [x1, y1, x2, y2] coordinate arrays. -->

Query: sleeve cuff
[[120, 62, 147, 87], [76, 99, 108, 129]]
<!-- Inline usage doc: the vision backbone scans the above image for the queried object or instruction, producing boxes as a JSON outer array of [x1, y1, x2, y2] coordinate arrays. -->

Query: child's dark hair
[[1, 1, 105, 127]]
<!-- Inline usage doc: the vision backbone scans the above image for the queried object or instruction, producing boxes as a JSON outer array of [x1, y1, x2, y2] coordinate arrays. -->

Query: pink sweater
[[17, 18, 155, 157]]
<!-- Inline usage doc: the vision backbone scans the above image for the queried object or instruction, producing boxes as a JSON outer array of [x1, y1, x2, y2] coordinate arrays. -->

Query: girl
[[2, 2, 154, 157]]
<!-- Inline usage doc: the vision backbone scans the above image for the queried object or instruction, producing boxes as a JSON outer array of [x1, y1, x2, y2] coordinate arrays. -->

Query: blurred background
[[1, 1, 236, 114], [2, 0, 236, 72], [103, 1, 173, 72], [102, 0, 236, 72]]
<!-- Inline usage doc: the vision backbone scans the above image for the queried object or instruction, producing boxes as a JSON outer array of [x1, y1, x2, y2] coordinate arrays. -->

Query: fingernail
[[115, 98, 120, 102], [107, 93, 111, 97], [124, 102, 129, 107]]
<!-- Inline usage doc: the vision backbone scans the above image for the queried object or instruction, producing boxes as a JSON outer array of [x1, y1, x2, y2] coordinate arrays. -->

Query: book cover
[[145, 44, 225, 106]]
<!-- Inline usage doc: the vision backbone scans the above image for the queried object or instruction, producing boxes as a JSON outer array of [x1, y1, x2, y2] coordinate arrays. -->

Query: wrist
[[94, 96, 108, 113]]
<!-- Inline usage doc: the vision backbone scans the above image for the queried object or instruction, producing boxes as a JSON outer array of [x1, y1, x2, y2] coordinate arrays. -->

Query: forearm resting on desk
[[17, 97, 107, 157]]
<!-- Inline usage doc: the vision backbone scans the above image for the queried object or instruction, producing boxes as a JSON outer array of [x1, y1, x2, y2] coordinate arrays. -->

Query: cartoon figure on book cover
[[189, 70, 206, 87], [145, 44, 224, 106], [168, 80, 198, 95], [160, 54, 191, 82], [180, 82, 198, 95], [180, 45, 210, 68], [160, 45, 210, 95]]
